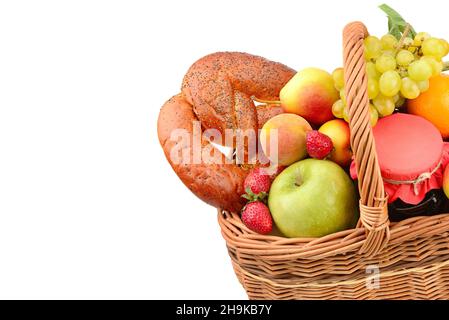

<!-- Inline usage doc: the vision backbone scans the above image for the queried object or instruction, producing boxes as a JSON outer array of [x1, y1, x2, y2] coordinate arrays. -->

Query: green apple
[[268, 159, 358, 238]]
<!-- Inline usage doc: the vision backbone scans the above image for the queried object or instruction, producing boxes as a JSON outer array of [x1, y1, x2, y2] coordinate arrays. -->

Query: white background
[[0, 0, 444, 299]]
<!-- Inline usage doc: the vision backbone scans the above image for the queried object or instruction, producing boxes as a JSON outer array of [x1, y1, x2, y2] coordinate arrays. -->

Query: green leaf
[[388, 17, 401, 39], [257, 192, 268, 201], [379, 4, 417, 39], [241, 187, 268, 203], [242, 194, 253, 201]]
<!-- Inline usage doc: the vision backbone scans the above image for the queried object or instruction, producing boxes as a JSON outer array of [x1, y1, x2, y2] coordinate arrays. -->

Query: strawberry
[[242, 167, 272, 202], [306, 130, 334, 160], [241, 201, 273, 234]]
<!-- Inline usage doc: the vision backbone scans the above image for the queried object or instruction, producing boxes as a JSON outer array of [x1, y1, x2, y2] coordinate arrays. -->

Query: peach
[[260, 113, 312, 166], [319, 119, 352, 167], [280, 68, 339, 125], [444, 165, 449, 200]]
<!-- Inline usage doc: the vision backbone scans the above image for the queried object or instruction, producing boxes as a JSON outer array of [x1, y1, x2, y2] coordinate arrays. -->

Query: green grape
[[373, 95, 395, 117], [340, 89, 347, 105], [392, 94, 400, 103], [400, 77, 420, 99], [396, 50, 415, 67], [366, 62, 380, 79], [382, 50, 395, 57], [403, 37, 414, 47], [332, 68, 345, 90], [364, 36, 382, 60], [343, 106, 350, 123], [396, 96, 406, 108], [397, 67, 408, 78], [417, 79, 430, 92], [370, 104, 379, 127], [367, 78, 379, 99], [420, 56, 443, 76], [414, 32, 431, 46], [422, 38, 447, 60], [376, 54, 397, 73], [381, 34, 398, 50], [379, 70, 401, 97], [332, 99, 345, 118], [408, 60, 432, 81], [408, 46, 418, 54], [441, 39, 449, 56]]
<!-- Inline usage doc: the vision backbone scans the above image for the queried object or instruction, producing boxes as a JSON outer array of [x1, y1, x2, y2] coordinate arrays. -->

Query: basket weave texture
[[218, 22, 449, 300]]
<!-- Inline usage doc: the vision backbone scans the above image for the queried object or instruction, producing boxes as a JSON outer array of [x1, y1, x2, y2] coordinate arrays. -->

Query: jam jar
[[351, 113, 449, 222]]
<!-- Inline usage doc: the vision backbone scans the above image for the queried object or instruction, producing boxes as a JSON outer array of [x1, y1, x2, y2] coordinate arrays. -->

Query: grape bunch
[[331, 32, 449, 126]]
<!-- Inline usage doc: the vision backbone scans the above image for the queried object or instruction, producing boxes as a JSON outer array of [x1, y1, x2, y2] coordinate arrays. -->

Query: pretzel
[[158, 52, 295, 211]]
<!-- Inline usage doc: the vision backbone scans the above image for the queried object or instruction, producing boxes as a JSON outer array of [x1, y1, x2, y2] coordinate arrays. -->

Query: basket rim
[[219, 209, 449, 260]]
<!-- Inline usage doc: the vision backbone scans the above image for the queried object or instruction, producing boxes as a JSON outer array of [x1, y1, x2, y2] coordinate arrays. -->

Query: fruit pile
[[240, 4, 449, 237], [240, 130, 355, 237], [332, 5, 449, 126]]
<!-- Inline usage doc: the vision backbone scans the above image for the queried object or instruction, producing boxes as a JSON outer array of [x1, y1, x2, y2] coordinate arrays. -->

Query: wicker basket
[[218, 22, 449, 300]]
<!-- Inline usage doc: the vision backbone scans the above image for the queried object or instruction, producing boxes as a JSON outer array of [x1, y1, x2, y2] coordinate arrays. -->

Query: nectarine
[[260, 113, 312, 166], [319, 119, 352, 167]]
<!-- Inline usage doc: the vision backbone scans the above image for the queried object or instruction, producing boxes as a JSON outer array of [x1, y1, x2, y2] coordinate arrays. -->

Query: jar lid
[[373, 113, 443, 182], [349, 113, 449, 205]]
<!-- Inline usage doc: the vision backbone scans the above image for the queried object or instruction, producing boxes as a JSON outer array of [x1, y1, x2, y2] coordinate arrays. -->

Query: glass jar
[[388, 189, 445, 222], [351, 113, 449, 222]]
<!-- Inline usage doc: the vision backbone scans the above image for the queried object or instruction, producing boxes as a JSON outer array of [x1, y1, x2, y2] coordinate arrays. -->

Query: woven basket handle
[[343, 22, 390, 256]]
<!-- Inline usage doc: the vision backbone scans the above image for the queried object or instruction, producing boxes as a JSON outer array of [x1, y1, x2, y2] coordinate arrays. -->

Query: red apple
[[280, 68, 339, 125]]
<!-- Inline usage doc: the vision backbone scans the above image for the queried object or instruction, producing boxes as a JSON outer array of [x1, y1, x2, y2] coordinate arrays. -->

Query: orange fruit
[[407, 74, 449, 138]]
